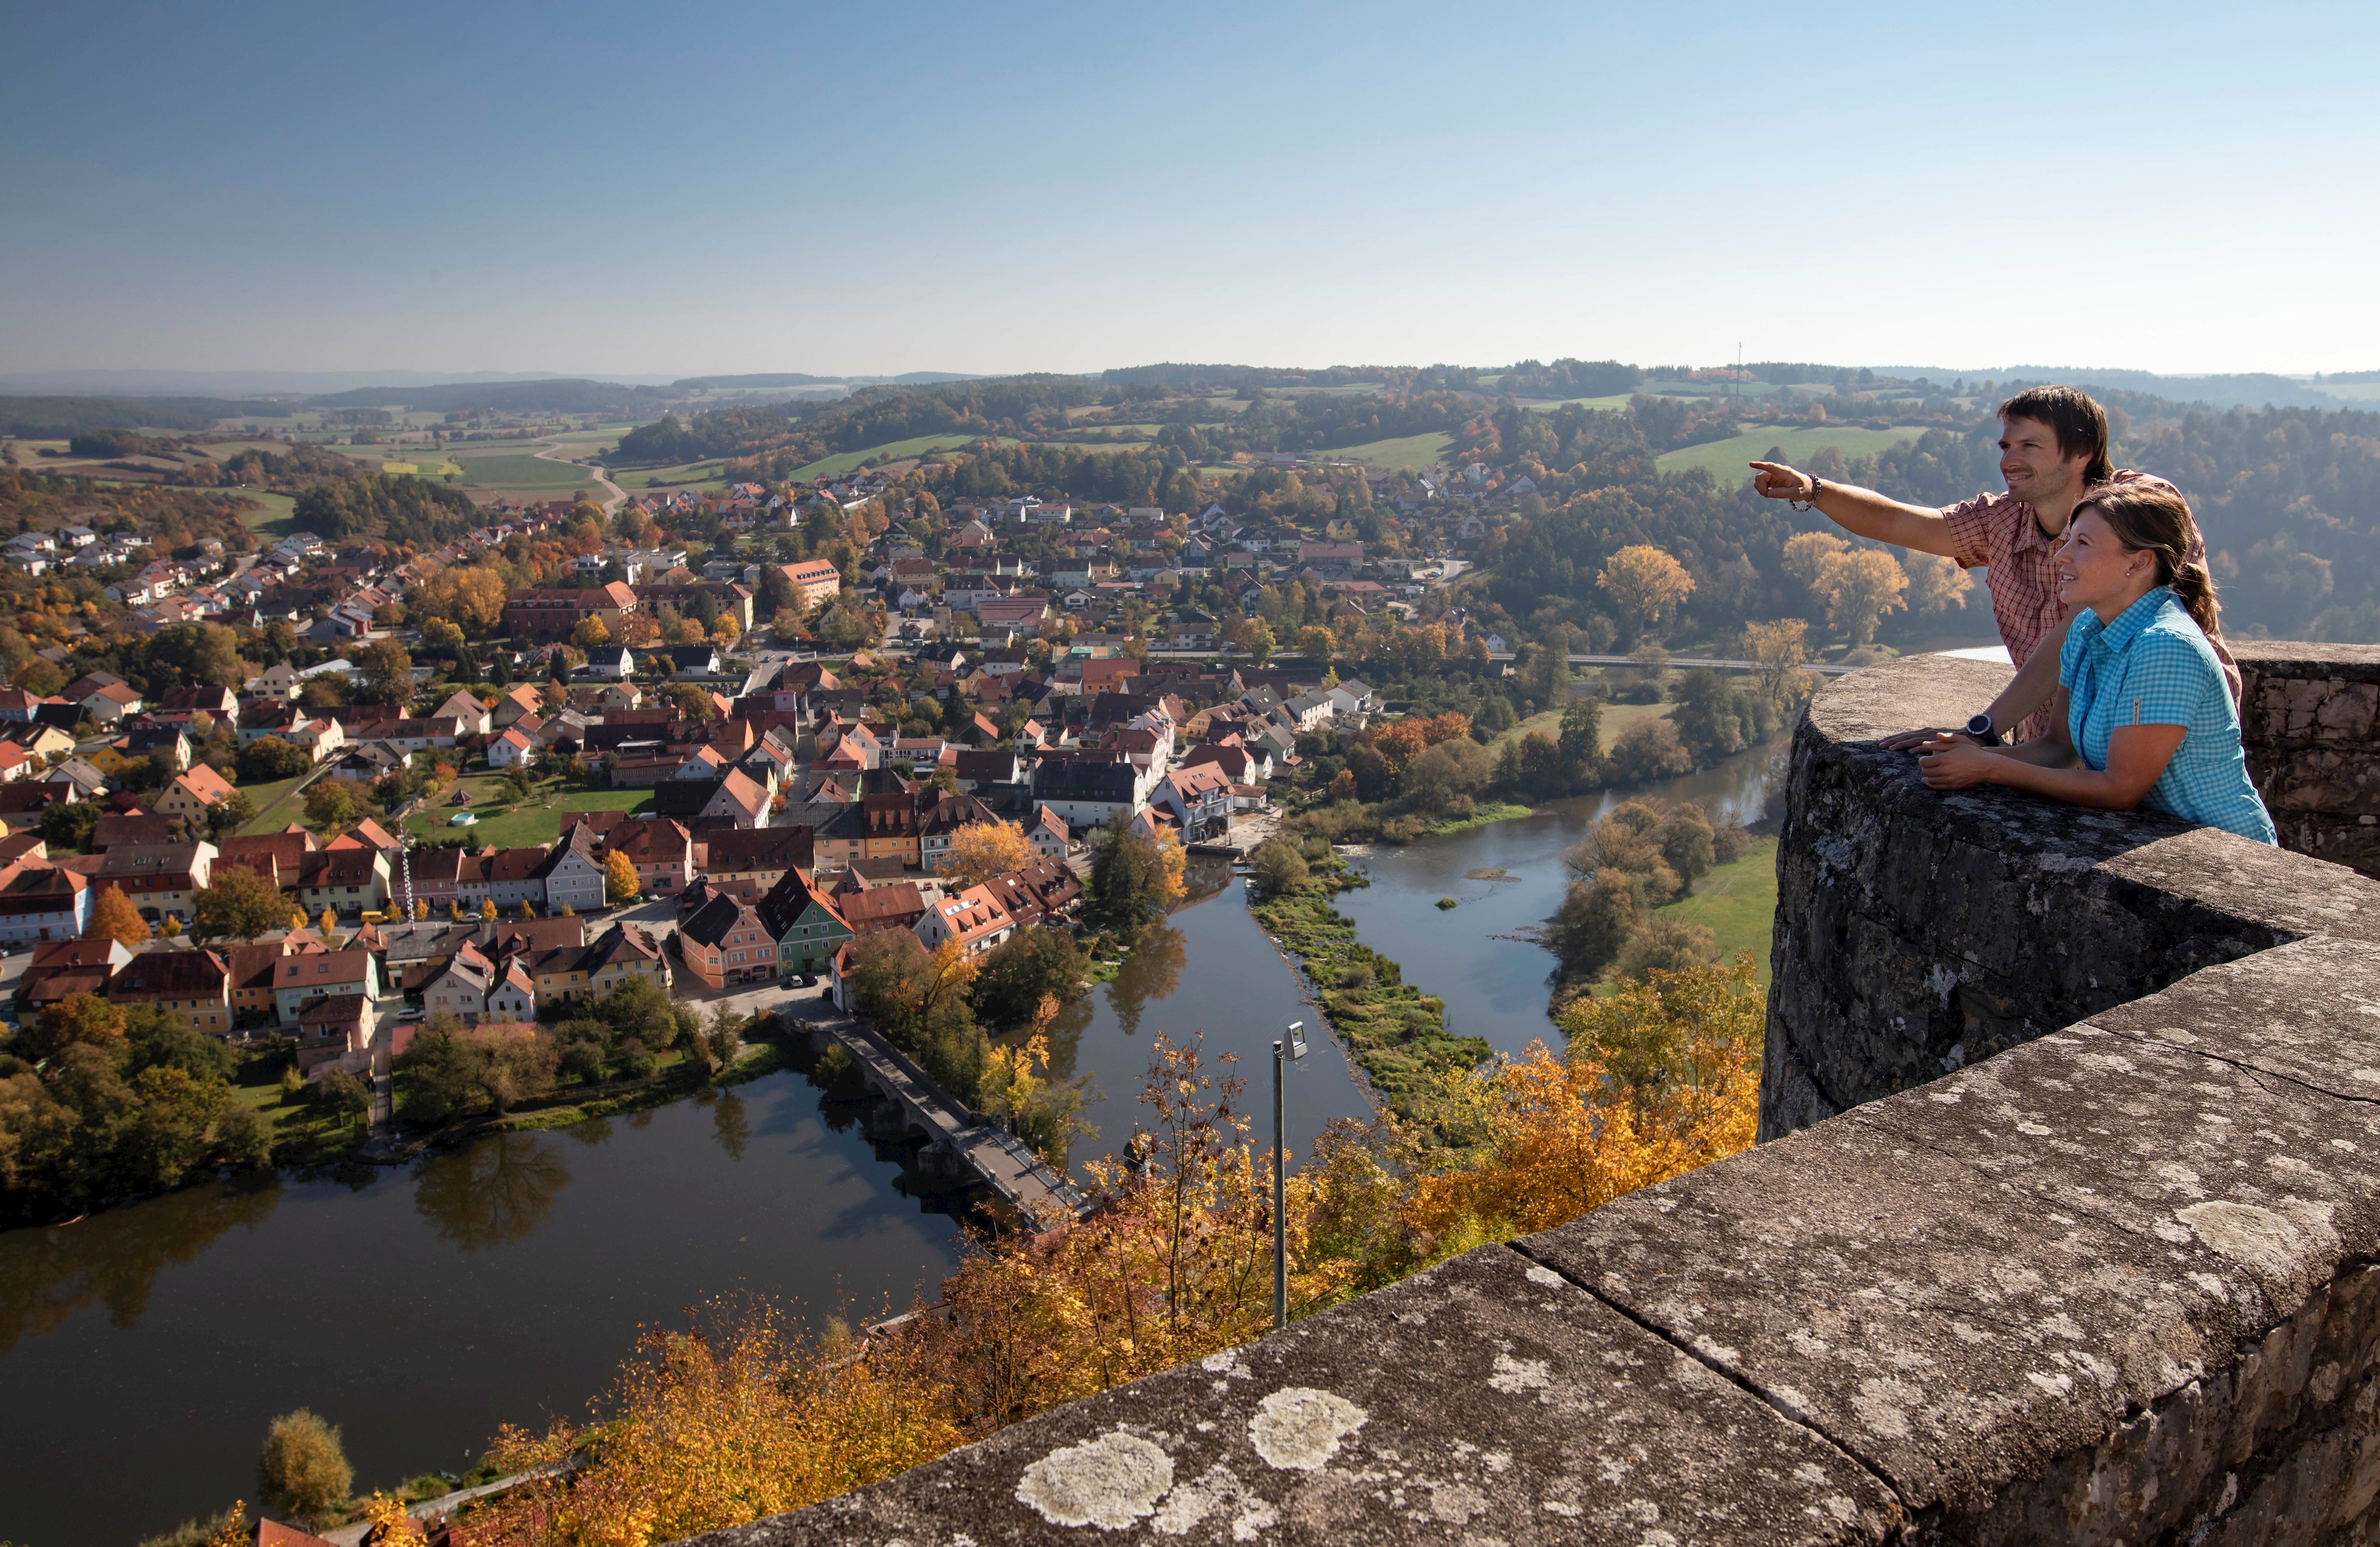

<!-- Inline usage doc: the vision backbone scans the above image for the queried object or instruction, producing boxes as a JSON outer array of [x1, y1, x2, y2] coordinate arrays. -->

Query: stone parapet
[[676, 647, 2380, 1546], [2235, 641, 2380, 878]]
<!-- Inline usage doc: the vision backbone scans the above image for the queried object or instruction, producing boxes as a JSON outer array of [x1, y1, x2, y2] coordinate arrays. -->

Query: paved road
[[531, 443, 628, 513]]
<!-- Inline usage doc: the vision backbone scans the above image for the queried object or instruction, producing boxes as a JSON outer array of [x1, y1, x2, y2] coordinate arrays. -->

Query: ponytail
[[2076, 482, 2224, 640]]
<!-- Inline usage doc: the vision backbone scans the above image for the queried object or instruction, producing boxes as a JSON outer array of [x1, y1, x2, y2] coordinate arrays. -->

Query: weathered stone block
[[683, 1246, 1899, 1545]]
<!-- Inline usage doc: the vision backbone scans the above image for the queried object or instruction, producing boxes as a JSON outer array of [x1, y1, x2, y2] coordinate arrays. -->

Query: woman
[[1913, 481, 2275, 844]]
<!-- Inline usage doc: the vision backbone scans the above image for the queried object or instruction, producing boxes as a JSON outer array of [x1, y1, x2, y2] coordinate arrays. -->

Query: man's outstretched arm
[[1750, 461, 1965, 559]]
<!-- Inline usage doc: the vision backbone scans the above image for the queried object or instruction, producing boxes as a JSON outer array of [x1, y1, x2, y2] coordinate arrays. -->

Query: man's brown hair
[[1998, 385, 2112, 483]]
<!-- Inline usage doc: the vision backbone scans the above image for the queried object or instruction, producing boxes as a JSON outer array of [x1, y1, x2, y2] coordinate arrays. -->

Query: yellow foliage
[[451, 970, 1764, 1543], [1152, 828, 1186, 907], [361, 1490, 426, 1544], [944, 819, 1033, 888], [1596, 544, 1696, 637]]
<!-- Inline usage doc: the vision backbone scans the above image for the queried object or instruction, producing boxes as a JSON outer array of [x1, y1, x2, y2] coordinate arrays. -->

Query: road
[[531, 444, 629, 513]]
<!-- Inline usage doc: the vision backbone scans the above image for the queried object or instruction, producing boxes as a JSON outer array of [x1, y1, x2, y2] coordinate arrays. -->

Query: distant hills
[[1880, 366, 2368, 411]]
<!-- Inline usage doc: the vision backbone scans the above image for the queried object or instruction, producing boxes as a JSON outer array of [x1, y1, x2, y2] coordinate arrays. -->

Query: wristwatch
[[1965, 712, 2002, 747]]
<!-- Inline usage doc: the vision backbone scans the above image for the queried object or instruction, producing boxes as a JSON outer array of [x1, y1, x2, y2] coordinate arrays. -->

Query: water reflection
[[0, 1177, 281, 1353], [711, 1090, 751, 1161], [1105, 921, 1186, 1039], [1335, 741, 1786, 1060], [411, 1133, 574, 1252], [0, 1071, 963, 1547]]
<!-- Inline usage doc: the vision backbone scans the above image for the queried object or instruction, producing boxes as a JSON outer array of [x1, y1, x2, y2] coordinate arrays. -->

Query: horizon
[[4, 1, 2374, 378]]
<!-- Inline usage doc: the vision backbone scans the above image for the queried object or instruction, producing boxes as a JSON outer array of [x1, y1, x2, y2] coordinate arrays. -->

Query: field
[[1520, 393, 1635, 414], [233, 490, 301, 537], [449, 451, 602, 491], [1313, 432, 1453, 473], [618, 460, 730, 491], [377, 460, 463, 477], [403, 778, 652, 850], [788, 433, 1019, 482], [1653, 425, 1929, 481], [1650, 835, 1779, 984], [1493, 697, 1675, 753], [236, 770, 319, 835]]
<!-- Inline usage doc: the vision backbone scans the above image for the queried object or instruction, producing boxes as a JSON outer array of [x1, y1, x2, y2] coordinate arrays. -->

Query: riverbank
[[1245, 853, 1490, 1137]]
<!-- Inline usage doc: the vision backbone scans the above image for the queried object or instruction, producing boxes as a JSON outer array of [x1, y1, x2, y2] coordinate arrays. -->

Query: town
[[0, 466, 1460, 1140]]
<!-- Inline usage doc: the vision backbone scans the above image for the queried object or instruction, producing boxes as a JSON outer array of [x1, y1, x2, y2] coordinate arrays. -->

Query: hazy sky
[[5, 1, 2375, 379]]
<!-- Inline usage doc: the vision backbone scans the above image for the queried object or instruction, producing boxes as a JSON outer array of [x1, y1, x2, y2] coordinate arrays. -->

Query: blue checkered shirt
[[2060, 587, 2275, 844]]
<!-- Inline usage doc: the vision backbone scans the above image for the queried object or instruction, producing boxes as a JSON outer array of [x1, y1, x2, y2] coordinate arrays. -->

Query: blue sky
[[4, 1, 2375, 378]]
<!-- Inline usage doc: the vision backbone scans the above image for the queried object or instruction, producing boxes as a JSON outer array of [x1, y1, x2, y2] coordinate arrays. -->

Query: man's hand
[[1749, 461, 1815, 501], [1879, 727, 1972, 752]]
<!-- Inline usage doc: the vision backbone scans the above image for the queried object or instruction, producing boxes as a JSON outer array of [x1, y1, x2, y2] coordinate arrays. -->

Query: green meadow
[[1314, 432, 1453, 473], [788, 433, 1020, 481], [1653, 425, 1928, 481]]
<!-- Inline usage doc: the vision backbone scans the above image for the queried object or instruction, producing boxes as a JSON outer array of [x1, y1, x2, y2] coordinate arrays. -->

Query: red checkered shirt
[[1942, 469, 2235, 740]]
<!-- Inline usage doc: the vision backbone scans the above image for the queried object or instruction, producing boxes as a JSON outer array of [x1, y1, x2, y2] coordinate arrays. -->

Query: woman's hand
[[1917, 739, 2004, 790]]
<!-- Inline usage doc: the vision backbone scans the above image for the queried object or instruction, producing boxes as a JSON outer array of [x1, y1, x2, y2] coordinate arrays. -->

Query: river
[[0, 747, 1780, 1546]]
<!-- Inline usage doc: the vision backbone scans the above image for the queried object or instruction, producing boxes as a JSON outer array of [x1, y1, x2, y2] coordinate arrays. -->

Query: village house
[[676, 893, 779, 990], [293, 995, 373, 1078], [154, 763, 237, 821], [755, 868, 852, 977], [912, 884, 1016, 958], [296, 846, 390, 917], [271, 947, 382, 1024], [97, 841, 216, 924], [0, 858, 92, 945], [108, 947, 232, 1034]]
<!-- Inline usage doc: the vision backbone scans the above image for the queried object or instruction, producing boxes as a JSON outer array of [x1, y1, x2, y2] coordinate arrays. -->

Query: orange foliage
[[1368, 709, 1470, 772]]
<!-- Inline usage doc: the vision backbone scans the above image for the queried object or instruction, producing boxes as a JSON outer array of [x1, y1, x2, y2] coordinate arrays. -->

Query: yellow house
[[106, 947, 232, 1035], [155, 764, 237, 820]]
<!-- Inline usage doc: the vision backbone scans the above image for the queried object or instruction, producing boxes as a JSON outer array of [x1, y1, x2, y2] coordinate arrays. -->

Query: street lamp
[[1273, 1020, 1306, 1330]]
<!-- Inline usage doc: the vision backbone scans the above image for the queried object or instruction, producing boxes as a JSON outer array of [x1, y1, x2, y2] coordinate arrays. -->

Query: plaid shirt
[[2060, 587, 2274, 844], [1941, 469, 2236, 739]]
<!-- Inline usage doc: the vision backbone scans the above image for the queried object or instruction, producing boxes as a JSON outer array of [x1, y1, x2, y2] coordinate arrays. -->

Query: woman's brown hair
[[2075, 481, 2222, 638]]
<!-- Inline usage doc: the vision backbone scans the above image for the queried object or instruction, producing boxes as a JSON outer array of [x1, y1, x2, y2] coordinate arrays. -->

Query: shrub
[[257, 1409, 352, 1524], [1614, 916, 1719, 981], [1246, 838, 1309, 898]]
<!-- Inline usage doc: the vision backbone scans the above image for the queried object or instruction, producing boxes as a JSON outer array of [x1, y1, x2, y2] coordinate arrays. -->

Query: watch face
[[1965, 714, 1991, 735]]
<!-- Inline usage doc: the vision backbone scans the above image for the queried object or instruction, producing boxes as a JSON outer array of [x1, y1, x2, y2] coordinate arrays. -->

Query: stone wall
[[2236, 641, 2380, 880], [676, 647, 2380, 1547]]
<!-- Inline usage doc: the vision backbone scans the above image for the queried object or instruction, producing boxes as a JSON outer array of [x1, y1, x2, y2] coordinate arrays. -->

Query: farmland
[[447, 450, 603, 492], [1314, 432, 1453, 473], [1652, 424, 1929, 480], [788, 433, 1019, 482]]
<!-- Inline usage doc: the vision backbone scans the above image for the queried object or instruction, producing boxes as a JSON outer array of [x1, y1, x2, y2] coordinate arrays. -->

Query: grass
[[1653, 424, 1929, 481], [1519, 393, 1636, 413], [1651, 836, 1779, 986], [403, 777, 651, 850], [1421, 800, 1533, 837], [233, 490, 301, 538], [1247, 855, 1486, 1136], [236, 771, 317, 835], [1312, 432, 1453, 473], [450, 451, 600, 490], [617, 460, 730, 490], [788, 433, 1020, 482], [379, 460, 462, 476], [1492, 698, 1673, 754], [231, 1054, 365, 1163]]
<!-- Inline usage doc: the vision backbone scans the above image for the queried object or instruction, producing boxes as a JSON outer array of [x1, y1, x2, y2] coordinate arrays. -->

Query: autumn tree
[[87, 884, 150, 947], [1813, 548, 1909, 645], [1905, 551, 1974, 615], [604, 849, 640, 906], [671, 683, 715, 722], [944, 820, 1033, 887], [1596, 544, 1695, 641], [1741, 619, 1816, 721], [191, 867, 287, 944], [574, 615, 614, 650], [318, 907, 338, 937], [257, 1409, 352, 1526], [356, 638, 413, 705]]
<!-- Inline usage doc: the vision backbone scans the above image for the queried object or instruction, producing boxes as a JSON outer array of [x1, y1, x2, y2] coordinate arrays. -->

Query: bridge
[[797, 1009, 1089, 1223]]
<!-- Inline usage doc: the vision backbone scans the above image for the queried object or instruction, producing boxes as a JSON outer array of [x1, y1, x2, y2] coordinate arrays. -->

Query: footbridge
[[798, 1009, 1089, 1223]]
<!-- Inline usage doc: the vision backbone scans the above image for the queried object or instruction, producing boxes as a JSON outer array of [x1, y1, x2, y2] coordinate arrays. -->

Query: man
[[1748, 385, 2232, 744]]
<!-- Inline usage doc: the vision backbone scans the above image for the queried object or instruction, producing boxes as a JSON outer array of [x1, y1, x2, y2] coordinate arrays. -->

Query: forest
[[612, 376, 1099, 472]]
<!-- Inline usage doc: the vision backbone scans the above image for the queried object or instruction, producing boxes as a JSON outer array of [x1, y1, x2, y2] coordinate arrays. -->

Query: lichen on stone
[[1014, 1430, 1175, 1530], [1248, 1386, 1367, 1471]]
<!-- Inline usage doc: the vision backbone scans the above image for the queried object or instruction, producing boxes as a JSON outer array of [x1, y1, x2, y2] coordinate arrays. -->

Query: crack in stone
[[1498, 1239, 1911, 1517], [2088, 1021, 2380, 1111]]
